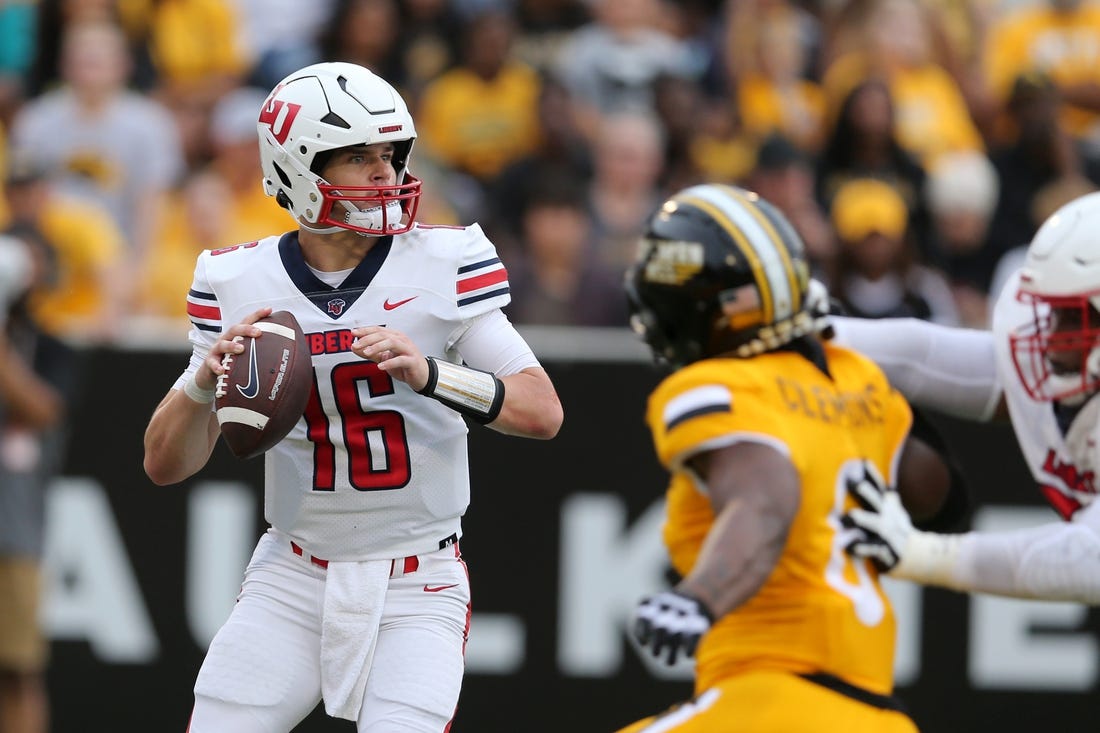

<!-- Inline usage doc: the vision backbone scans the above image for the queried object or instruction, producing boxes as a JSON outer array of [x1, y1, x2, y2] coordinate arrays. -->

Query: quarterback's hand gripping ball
[[214, 310, 313, 459]]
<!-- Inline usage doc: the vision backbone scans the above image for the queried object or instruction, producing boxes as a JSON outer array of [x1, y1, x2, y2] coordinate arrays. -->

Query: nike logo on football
[[383, 296, 418, 310], [423, 584, 458, 593], [236, 339, 260, 399]]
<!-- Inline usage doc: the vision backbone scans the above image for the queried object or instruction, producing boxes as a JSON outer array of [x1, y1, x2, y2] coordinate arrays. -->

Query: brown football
[[214, 310, 313, 459]]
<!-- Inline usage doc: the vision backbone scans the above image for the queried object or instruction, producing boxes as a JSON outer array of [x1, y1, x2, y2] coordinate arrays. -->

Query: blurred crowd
[[1, 0, 1100, 346]]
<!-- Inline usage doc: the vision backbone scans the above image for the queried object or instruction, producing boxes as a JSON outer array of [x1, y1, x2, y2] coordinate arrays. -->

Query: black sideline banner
[[44, 347, 1100, 732]]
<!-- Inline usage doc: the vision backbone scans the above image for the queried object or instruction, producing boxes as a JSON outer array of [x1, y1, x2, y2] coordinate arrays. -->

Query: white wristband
[[892, 530, 964, 589], [183, 373, 216, 404]]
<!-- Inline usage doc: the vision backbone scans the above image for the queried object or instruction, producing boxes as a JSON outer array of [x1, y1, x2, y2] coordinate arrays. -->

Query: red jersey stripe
[[187, 302, 221, 320], [456, 267, 508, 294]]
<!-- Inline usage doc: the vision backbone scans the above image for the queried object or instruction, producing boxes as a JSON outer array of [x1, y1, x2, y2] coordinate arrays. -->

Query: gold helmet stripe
[[673, 192, 775, 323], [723, 185, 803, 313]]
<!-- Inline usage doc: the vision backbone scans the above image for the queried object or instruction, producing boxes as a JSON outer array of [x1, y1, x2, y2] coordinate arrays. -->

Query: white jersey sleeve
[[171, 250, 221, 391], [453, 310, 541, 377], [452, 224, 510, 317], [829, 315, 1002, 421]]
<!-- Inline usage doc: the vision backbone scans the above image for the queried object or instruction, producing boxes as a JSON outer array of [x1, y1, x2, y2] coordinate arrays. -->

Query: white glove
[[632, 590, 713, 665], [842, 471, 914, 573]]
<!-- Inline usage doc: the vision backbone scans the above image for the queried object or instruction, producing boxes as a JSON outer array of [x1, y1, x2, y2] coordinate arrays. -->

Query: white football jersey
[[992, 269, 1100, 519], [174, 223, 523, 560]]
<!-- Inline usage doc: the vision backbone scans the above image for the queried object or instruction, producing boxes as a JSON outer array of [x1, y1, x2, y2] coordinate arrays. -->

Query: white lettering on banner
[[40, 477, 159, 663], [466, 614, 525, 673], [969, 507, 1098, 690], [186, 482, 257, 647], [881, 577, 922, 685], [558, 494, 690, 679]]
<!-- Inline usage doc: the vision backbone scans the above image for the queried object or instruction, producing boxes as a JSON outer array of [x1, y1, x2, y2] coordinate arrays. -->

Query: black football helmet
[[626, 184, 815, 367]]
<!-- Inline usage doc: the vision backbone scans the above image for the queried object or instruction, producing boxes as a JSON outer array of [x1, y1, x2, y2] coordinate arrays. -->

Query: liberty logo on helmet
[[259, 90, 302, 145], [327, 298, 347, 316]]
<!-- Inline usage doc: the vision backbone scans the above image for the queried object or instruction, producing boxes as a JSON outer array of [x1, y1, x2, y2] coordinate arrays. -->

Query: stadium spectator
[[924, 150, 1001, 327], [231, 0, 336, 91], [727, 0, 826, 154], [829, 177, 960, 325], [503, 171, 626, 327], [0, 226, 69, 733], [123, 0, 246, 107], [10, 20, 184, 265], [686, 95, 758, 185], [552, 0, 699, 143], [821, 0, 984, 171], [1, 151, 127, 344], [415, 8, 542, 186], [815, 76, 936, 266], [986, 72, 1100, 265], [316, 0, 402, 83], [983, 0, 1100, 152], [585, 110, 667, 272], [618, 183, 955, 732], [486, 73, 593, 251], [651, 72, 708, 193], [0, 0, 35, 127]]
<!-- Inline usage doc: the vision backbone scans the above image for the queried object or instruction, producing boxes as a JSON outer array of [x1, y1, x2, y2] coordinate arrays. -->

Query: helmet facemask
[[1010, 290, 1100, 404]]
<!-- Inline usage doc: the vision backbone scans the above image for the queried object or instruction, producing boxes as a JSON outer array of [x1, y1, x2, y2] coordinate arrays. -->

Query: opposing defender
[[142, 62, 562, 732], [834, 191, 1100, 604], [616, 184, 955, 732]]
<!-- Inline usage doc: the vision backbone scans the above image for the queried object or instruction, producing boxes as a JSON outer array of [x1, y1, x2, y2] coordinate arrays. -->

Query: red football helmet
[[1009, 192, 1100, 403], [257, 62, 420, 236]]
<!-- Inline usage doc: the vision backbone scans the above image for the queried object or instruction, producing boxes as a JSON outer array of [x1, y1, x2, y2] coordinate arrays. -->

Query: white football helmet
[[257, 62, 420, 235], [1009, 191, 1100, 403]]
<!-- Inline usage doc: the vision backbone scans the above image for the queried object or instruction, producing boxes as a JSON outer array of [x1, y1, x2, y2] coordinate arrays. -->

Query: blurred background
[[0, 0, 1098, 731]]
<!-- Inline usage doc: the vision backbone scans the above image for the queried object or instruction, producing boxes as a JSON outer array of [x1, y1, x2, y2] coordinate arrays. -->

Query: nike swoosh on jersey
[[383, 296, 418, 310], [423, 584, 459, 593], [235, 339, 261, 399]]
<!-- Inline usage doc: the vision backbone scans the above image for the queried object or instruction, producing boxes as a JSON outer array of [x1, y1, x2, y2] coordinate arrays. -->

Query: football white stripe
[[663, 384, 731, 427], [216, 406, 270, 429], [687, 185, 794, 320], [256, 322, 297, 340]]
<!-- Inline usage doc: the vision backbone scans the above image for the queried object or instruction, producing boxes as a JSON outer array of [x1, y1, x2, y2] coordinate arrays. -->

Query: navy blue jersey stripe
[[457, 286, 510, 307], [666, 403, 730, 432], [188, 289, 217, 300], [457, 257, 501, 274], [191, 321, 221, 332]]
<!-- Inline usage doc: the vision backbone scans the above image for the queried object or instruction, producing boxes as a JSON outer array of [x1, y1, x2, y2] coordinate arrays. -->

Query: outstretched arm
[[846, 476, 1100, 604], [831, 316, 1006, 422]]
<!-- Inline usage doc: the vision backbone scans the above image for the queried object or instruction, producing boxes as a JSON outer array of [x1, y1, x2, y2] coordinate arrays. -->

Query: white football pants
[[187, 529, 470, 732]]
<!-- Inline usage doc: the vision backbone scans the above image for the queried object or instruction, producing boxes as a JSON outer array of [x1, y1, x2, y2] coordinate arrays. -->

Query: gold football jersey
[[646, 341, 911, 696]]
